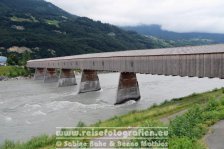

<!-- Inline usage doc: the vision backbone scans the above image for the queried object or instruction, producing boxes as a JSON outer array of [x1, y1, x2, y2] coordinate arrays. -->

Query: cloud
[[46, 0, 224, 33]]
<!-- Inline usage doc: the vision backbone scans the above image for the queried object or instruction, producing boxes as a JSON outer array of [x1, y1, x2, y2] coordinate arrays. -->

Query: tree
[[19, 51, 31, 66], [7, 53, 18, 65]]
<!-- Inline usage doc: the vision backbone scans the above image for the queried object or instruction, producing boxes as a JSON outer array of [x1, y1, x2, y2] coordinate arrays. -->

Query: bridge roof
[[28, 44, 224, 62]]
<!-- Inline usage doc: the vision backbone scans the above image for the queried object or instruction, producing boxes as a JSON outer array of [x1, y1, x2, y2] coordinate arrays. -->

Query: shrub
[[190, 93, 198, 97], [169, 137, 195, 149], [205, 99, 220, 111], [151, 103, 158, 108], [160, 100, 169, 105], [76, 121, 86, 127], [94, 120, 102, 127], [212, 88, 218, 92], [169, 137, 205, 149], [220, 98, 224, 105], [169, 105, 204, 139], [23, 135, 55, 149]]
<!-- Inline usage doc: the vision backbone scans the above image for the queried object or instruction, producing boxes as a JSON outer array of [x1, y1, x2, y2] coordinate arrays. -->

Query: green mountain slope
[[122, 25, 222, 46], [0, 0, 172, 59]]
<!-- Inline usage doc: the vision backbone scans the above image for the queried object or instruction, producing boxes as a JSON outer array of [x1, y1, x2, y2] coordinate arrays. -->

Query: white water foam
[[70, 101, 115, 111], [23, 104, 42, 112], [24, 104, 41, 109], [45, 101, 72, 111], [96, 98, 109, 104], [5, 116, 12, 122], [31, 110, 47, 116], [25, 120, 32, 124], [116, 100, 137, 108]]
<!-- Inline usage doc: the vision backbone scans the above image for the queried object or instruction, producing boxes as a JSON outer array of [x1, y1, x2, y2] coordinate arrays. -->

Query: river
[[0, 73, 224, 144]]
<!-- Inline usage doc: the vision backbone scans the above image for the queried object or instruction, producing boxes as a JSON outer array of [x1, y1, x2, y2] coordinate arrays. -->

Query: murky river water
[[0, 73, 224, 144]]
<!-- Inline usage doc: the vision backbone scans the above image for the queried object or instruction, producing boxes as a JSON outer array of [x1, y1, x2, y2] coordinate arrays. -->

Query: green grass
[[30, 16, 39, 22], [0, 66, 30, 77], [45, 19, 59, 27], [118, 95, 224, 148], [0, 135, 55, 149], [1, 88, 224, 149], [91, 89, 224, 127], [10, 16, 38, 23], [168, 98, 224, 148]]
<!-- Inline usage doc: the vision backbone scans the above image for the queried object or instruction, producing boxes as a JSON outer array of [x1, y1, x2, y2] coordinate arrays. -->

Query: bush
[[189, 93, 198, 97], [205, 99, 220, 111], [212, 88, 218, 92], [169, 99, 224, 149], [220, 98, 224, 105], [169, 105, 204, 139], [76, 121, 86, 127], [169, 137, 195, 149], [0, 66, 30, 78], [23, 135, 55, 149], [169, 137, 205, 149], [151, 103, 158, 108]]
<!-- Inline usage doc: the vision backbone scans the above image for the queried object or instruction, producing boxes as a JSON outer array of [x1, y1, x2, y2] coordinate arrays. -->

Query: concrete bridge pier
[[34, 68, 46, 80], [115, 72, 140, 105], [44, 68, 59, 83], [79, 70, 101, 93], [58, 69, 77, 87]]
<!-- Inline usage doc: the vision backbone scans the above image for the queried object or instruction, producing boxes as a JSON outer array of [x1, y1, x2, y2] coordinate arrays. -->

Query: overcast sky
[[46, 0, 224, 33]]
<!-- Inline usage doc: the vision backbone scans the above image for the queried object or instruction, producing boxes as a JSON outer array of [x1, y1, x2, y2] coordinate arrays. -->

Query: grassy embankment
[[1, 88, 224, 149], [0, 66, 30, 78]]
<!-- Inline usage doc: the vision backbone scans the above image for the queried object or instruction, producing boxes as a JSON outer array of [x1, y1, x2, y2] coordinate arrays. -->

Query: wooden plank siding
[[27, 44, 224, 79], [27, 53, 224, 79]]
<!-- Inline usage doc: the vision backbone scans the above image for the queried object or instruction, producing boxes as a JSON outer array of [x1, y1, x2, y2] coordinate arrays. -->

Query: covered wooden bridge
[[27, 44, 224, 104]]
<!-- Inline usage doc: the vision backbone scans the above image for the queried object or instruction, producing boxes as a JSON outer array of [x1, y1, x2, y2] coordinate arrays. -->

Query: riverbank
[[0, 76, 32, 81], [1, 87, 224, 149], [0, 66, 31, 79]]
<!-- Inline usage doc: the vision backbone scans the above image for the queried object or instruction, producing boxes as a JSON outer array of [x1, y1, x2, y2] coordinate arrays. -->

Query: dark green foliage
[[7, 53, 19, 65], [6, 51, 31, 66], [19, 51, 31, 65], [0, 66, 30, 77]]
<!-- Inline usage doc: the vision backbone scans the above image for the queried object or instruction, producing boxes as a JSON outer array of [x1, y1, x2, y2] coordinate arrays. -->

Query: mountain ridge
[[122, 25, 224, 43], [0, 0, 172, 60]]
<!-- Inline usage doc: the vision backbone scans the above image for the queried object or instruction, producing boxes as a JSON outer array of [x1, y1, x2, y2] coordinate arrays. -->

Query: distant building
[[0, 56, 7, 66]]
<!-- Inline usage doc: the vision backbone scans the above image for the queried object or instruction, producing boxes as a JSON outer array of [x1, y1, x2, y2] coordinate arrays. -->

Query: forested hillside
[[0, 0, 172, 61]]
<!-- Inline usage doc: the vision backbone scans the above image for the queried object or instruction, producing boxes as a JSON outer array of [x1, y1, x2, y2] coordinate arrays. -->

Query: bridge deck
[[29, 44, 224, 61], [27, 44, 224, 79]]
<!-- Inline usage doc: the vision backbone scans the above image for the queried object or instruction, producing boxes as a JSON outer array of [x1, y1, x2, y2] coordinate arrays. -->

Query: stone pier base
[[44, 68, 58, 83], [79, 70, 101, 93], [58, 69, 77, 87], [115, 72, 140, 105], [34, 68, 46, 80]]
